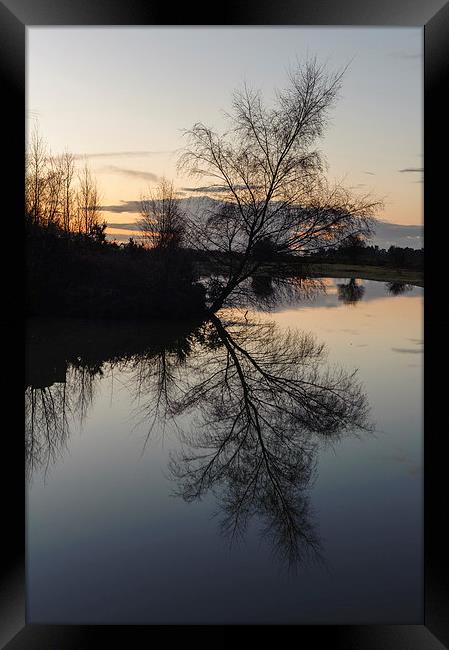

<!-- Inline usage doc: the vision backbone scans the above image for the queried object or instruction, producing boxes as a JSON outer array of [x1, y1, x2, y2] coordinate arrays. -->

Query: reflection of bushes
[[337, 278, 365, 305], [386, 281, 414, 296], [26, 221, 206, 319], [251, 274, 274, 298], [25, 317, 201, 476]]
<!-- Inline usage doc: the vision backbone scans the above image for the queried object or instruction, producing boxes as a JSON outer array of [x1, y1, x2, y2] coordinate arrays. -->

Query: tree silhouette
[[179, 58, 382, 311], [165, 313, 372, 567], [139, 177, 186, 251]]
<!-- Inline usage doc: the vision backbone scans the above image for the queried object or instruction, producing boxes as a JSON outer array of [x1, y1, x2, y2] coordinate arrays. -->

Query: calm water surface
[[26, 278, 423, 623]]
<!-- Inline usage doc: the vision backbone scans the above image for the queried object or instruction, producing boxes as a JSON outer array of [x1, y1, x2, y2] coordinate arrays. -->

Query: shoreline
[[271, 262, 424, 287]]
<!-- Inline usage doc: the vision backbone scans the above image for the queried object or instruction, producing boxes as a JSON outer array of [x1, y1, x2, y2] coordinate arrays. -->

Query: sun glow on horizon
[[28, 26, 423, 234]]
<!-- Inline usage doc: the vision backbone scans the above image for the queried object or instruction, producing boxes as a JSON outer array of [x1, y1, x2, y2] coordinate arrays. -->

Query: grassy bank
[[302, 263, 424, 287], [193, 252, 423, 288]]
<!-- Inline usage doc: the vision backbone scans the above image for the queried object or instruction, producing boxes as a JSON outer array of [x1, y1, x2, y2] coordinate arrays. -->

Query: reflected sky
[[26, 278, 423, 624]]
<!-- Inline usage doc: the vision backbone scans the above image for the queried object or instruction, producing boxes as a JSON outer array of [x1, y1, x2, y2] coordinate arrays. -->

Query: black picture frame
[[1, 1, 447, 647]]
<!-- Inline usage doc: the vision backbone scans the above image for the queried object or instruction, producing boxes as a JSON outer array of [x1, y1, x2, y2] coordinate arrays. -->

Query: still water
[[26, 278, 423, 624]]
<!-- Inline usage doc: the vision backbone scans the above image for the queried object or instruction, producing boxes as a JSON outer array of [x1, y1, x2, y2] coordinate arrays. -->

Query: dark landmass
[[26, 221, 206, 319], [26, 316, 201, 390], [194, 242, 424, 288], [26, 220, 423, 321]]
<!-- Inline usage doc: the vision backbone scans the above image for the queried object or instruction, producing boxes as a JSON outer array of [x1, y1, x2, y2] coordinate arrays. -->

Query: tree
[[25, 125, 104, 238], [179, 58, 382, 312], [138, 177, 185, 251], [76, 161, 102, 235], [44, 154, 64, 227], [26, 123, 48, 225], [61, 149, 76, 233]]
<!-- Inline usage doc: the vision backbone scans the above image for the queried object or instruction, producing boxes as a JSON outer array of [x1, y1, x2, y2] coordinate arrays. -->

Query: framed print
[[1, 0, 447, 647]]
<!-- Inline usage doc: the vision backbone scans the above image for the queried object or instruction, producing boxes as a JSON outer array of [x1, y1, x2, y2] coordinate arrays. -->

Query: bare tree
[[76, 160, 102, 235], [25, 126, 103, 236], [179, 58, 382, 311], [61, 149, 76, 233], [26, 123, 48, 224], [44, 154, 65, 227], [138, 177, 185, 251]]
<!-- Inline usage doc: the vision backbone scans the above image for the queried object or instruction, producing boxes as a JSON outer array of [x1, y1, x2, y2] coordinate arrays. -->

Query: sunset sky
[[27, 27, 423, 240]]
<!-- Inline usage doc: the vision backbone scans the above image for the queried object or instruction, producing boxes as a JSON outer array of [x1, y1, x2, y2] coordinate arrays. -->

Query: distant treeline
[[185, 239, 424, 274], [302, 236, 423, 270]]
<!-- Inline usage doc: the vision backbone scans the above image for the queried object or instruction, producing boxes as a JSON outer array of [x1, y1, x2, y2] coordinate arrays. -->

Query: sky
[[27, 27, 423, 241]]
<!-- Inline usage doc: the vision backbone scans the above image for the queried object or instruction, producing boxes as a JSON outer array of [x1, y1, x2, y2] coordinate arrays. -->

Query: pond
[[26, 278, 423, 624]]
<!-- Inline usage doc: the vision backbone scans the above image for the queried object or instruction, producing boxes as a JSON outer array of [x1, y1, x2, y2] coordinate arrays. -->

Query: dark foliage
[[306, 241, 423, 269], [26, 219, 206, 319]]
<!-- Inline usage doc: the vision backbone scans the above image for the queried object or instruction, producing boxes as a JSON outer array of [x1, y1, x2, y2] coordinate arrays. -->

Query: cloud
[[100, 165, 159, 183], [388, 51, 421, 60], [182, 185, 230, 193], [398, 167, 424, 173], [100, 200, 141, 213], [101, 198, 424, 249], [106, 222, 140, 230], [106, 232, 145, 243], [182, 184, 259, 193], [372, 220, 423, 249], [363, 171, 376, 176], [74, 150, 175, 160], [391, 347, 423, 354]]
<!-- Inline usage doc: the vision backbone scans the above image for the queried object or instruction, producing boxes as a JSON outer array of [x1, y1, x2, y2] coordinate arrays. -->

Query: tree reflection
[[129, 336, 195, 445], [337, 278, 365, 305], [26, 312, 372, 567], [25, 364, 100, 478], [164, 312, 372, 567], [231, 272, 327, 311], [25, 318, 197, 477], [386, 281, 414, 295], [25, 384, 70, 478]]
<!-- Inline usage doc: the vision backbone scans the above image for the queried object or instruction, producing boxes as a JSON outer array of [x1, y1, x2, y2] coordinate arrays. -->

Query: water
[[26, 278, 423, 624]]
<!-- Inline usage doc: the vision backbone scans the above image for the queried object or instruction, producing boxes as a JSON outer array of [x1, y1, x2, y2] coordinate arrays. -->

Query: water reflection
[[206, 272, 327, 311], [386, 281, 414, 295], [167, 313, 371, 567], [26, 309, 372, 567], [337, 278, 365, 305], [25, 319, 198, 477], [25, 383, 71, 478]]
